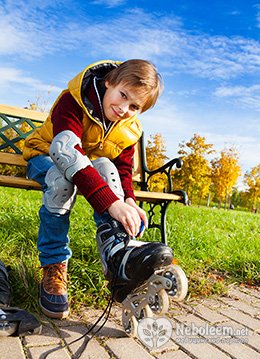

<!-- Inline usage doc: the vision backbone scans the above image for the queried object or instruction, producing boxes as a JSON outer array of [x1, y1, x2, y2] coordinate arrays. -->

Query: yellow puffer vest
[[23, 60, 142, 161]]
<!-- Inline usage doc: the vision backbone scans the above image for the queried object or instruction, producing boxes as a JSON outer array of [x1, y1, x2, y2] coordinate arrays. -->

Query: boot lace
[[42, 263, 67, 295]]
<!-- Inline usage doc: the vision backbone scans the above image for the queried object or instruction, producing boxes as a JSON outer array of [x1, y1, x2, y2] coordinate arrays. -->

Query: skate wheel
[[163, 264, 188, 302], [149, 289, 169, 315], [141, 304, 153, 318], [122, 312, 138, 337]]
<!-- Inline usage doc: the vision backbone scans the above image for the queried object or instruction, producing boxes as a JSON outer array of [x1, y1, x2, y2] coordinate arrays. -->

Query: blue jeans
[[27, 155, 111, 266]]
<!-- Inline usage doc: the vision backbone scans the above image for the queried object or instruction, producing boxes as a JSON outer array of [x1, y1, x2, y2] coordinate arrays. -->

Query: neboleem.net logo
[[137, 317, 172, 349], [137, 318, 249, 349]]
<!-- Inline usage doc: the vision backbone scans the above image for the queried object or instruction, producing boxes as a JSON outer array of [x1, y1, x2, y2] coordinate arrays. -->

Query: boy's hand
[[108, 200, 146, 237], [125, 197, 148, 231]]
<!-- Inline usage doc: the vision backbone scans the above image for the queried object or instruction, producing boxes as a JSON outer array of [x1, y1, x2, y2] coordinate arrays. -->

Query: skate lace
[[42, 263, 67, 295], [40, 242, 128, 359]]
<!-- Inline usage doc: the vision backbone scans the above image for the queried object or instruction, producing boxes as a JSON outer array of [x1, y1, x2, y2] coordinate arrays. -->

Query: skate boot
[[96, 220, 188, 337], [96, 219, 174, 303], [0, 261, 42, 336], [0, 261, 11, 307], [96, 220, 188, 336]]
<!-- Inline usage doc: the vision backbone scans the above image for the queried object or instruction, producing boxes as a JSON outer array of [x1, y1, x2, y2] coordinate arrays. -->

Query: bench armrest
[[144, 158, 188, 205], [144, 157, 182, 176], [139, 155, 183, 194]]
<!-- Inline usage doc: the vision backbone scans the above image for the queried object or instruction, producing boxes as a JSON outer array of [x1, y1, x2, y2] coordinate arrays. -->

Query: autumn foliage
[[244, 164, 260, 210], [145, 132, 259, 210], [145, 133, 168, 191], [211, 147, 241, 207], [172, 134, 214, 203]]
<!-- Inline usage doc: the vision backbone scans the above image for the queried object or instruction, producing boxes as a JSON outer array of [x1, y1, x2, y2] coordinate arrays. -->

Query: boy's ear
[[104, 80, 110, 88]]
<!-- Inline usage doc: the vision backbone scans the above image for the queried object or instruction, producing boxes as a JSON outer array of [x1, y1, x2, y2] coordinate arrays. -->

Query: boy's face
[[102, 81, 142, 122]]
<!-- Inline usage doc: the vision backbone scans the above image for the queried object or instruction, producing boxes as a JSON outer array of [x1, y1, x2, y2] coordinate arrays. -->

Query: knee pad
[[92, 157, 124, 201], [43, 165, 77, 214], [50, 130, 92, 182]]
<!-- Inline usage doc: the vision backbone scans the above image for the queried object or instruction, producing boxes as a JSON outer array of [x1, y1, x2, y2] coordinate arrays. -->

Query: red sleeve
[[51, 92, 119, 213], [51, 91, 84, 138], [113, 145, 136, 201]]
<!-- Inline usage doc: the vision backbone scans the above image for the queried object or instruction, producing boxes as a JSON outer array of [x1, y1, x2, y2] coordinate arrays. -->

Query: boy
[[23, 59, 174, 319]]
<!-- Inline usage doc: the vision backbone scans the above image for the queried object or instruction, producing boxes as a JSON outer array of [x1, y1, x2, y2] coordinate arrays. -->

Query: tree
[[145, 133, 168, 191], [244, 164, 260, 210], [172, 134, 214, 203], [211, 147, 241, 208], [26, 87, 53, 112]]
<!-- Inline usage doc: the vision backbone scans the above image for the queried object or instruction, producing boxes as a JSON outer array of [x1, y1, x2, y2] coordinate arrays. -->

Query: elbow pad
[[49, 130, 92, 182]]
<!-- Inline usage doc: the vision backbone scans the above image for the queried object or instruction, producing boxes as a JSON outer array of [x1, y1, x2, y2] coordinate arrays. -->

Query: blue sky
[[0, 0, 259, 188]]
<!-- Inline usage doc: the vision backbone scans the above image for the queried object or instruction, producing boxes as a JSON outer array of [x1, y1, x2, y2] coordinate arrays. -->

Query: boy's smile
[[102, 81, 142, 122]]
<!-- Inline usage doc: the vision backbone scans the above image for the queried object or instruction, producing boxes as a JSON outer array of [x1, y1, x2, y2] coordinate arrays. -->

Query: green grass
[[0, 187, 259, 313]]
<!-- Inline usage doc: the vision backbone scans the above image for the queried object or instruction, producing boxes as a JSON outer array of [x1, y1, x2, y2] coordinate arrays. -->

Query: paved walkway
[[0, 284, 259, 359]]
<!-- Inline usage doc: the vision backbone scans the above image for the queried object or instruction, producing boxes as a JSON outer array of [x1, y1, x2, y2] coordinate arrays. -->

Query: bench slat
[[0, 175, 182, 203], [134, 190, 182, 202], [0, 175, 41, 190], [0, 104, 48, 121], [0, 153, 27, 166]]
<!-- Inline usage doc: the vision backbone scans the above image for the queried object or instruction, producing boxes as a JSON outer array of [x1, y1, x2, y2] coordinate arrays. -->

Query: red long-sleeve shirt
[[51, 91, 135, 214]]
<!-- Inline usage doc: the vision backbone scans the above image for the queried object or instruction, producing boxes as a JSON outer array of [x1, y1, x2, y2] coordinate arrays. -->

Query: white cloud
[[0, 67, 62, 108], [0, 1, 78, 57], [0, 4, 259, 83], [76, 11, 260, 81], [214, 85, 260, 111], [0, 67, 61, 93], [90, 0, 126, 7], [256, 4, 260, 28]]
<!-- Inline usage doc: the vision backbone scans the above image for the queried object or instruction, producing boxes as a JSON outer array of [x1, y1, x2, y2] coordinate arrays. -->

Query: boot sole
[[39, 300, 70, 319]]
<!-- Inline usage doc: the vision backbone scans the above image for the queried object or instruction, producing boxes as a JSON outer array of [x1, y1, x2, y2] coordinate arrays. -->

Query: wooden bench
[[0, 104, 187, 244]]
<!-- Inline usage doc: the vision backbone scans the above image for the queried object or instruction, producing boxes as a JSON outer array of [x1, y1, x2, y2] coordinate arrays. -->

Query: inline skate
[[96, 220, 188, 336], [0, 261, 42, 337]]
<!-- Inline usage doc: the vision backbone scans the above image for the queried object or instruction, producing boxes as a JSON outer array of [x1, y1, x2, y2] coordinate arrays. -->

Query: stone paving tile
[[74, 339, 110, 359], [92, 319, 127, 338], [240, 287, 260, 299], [52, 315, 86, 327], [1, 285, 260, 359], [183, 303, 230, 324], [59, 325, 110, 358], [0, 336, 24, 359], [149, 338, 179, 355], [171, 329, 230, 359], [215, 340, 260, 359], [170, 314, 260, 359], [27, 344, 70, 359], [168, 300, 190, 317], [72, 306, 127, 338], [23, 320, 62, 347], [228, 287, 260, 306], [194, 297, 229, 311], [218, 296, 260, 317], [219, 308, 260, 332], [106, 337, 154, 359], [158, 350, 192, 359], [220, 319, 260, 351]]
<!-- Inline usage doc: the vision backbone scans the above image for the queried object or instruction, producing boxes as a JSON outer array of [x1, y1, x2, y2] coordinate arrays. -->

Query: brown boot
[[39, 262, 69, 319]]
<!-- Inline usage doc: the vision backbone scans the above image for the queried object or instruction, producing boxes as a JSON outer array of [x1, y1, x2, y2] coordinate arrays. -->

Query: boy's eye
[[120, 91, 127, 99], [131, 104, 140, 111]]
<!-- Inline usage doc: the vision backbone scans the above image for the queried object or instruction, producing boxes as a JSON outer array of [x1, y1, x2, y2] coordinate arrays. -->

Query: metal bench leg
[[141, 201, 170, 245], [160, 201, 170, 245]]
